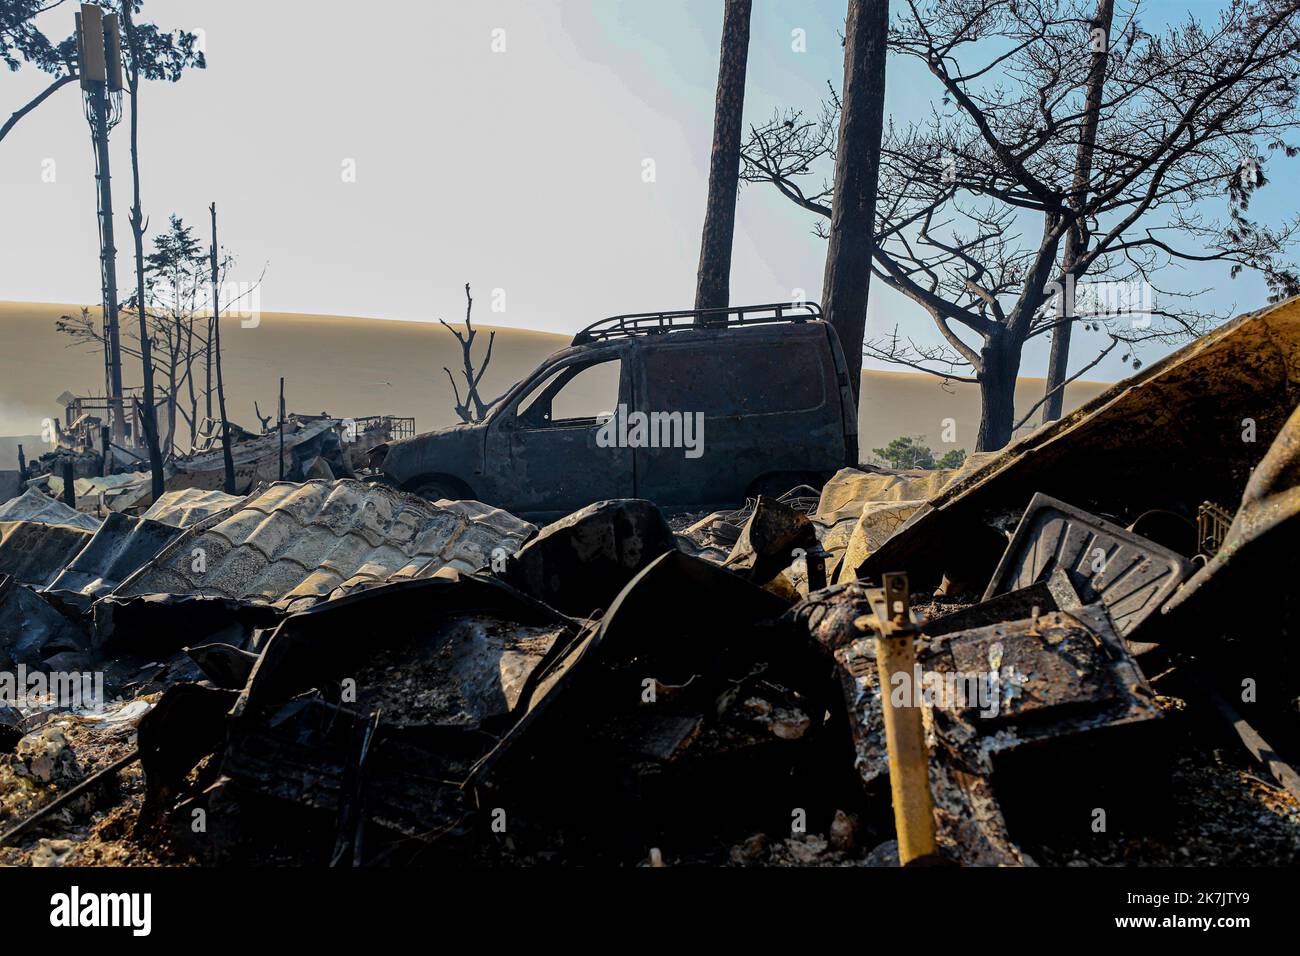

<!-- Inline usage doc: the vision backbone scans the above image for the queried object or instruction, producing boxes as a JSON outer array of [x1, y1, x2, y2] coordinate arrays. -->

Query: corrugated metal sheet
[[0, 520, 95, 587], [0, 487, 101, 532], [141, 487, 243, 528], [0, 576, 89, 668], [114, 479, 536, 607], [815, 456, 999, 583], [45, 511, 183, 602]]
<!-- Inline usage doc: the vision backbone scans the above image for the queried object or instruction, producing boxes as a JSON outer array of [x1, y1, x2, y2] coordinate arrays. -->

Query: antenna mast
[[76, 4, 127, 448]]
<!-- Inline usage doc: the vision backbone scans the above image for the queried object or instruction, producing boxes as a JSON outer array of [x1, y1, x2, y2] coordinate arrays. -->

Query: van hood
[[380, 421, 484, 487]]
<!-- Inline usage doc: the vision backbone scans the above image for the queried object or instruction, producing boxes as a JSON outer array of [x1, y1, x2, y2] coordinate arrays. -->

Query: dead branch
[[438, 283, 497, 423], [1014, 333, 1120, 431]]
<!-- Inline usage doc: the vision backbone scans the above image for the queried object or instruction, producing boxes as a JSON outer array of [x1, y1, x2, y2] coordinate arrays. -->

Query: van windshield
[[515, 358, 621, 428]]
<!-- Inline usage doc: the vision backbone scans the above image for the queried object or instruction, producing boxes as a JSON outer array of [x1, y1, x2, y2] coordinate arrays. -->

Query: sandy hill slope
[[0, 301, 1108, 469]]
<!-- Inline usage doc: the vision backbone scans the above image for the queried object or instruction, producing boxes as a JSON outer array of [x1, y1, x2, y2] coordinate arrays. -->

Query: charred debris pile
[[13, 411, 410, 514], [2, 300, 1300, 867]]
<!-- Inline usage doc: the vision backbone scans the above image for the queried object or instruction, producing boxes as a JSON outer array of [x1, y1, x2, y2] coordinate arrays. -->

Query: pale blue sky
[[1, 0, 1292, 383]]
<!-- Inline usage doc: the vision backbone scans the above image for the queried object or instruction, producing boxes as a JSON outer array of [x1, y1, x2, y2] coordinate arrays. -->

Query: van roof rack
[[572, 301, 822, 345]]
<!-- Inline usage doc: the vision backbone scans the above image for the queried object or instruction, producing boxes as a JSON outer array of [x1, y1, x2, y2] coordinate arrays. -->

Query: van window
[[516, 367, 567, 424], [645, 342, 824, 415], [517, 357, 621, 427]]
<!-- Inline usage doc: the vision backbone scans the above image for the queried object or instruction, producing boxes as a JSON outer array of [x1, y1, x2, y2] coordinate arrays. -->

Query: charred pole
[[209, 202, 236, 493]]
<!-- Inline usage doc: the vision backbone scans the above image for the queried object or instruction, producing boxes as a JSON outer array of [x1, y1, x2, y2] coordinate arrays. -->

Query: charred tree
[[821, 0, 889, 403], [694, 0, 752, 315], [121, 2, 164, 501], [0, 0, 78, 147], [440, 284, 499, 423], [209, 202, 235, 494], [1041, 0, 1115, 424], [743, 0, 1300, 450]]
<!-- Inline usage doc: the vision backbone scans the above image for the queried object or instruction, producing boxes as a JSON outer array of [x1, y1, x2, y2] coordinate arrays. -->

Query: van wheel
[[411, 478, 466, 502]]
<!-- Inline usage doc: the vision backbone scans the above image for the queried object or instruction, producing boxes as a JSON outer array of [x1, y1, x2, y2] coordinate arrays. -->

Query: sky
[[1, 0, 1294, 384]]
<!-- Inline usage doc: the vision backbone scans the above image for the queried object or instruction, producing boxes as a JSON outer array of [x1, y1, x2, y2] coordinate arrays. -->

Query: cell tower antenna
[[76, 4, 127, 446]]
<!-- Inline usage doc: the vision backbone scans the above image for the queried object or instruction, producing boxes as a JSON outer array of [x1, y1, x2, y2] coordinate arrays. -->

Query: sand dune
[[0, 301, 1109, 469], [0, 302, 567, 467]]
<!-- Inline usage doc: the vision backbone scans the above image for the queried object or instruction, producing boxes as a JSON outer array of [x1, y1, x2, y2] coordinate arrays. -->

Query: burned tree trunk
[[693, 0, 752, 315], [210, 202, 235, 494], [1041, 0, 1115, 424], [976, 332, 1021, 452], [183, 309, 199, 450], [122, 4, 164, 501], [820, 0, 889, 402], [163, 350, 178, 456], [744, 2, 1300, 458], [440, 284, 498, 423]]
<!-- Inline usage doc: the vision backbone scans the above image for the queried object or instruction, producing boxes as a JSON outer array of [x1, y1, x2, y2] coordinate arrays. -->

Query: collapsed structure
[[1, 298, 1300, 866]]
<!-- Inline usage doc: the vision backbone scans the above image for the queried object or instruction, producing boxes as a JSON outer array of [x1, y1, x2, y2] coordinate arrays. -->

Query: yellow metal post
[[866, 572, 939, 864]]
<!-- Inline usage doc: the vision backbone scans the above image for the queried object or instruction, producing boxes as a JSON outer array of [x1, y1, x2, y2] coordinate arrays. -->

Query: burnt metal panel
[[831, 602, 1160, 786], [0, 520, 95, 588], [820, 600, 1163, 868], [469, 550, 800, 785], [925, 604, 1160, 745], [233, 570, 578, 719], [633, 321, 844, 507], [924, 576, 1065, 638], [984, 493, 1192, 638], [0, 574, 90, 668], [46, 511, 182, 603]]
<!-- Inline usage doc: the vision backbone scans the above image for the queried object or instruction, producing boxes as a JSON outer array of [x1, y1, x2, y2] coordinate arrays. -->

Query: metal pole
[[857, 572, 939, 865]]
